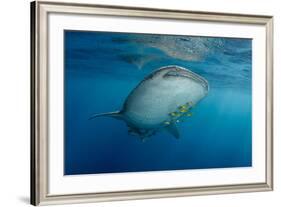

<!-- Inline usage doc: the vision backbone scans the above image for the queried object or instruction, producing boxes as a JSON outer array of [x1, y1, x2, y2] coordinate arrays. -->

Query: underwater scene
[[64, 30, 252, 175]]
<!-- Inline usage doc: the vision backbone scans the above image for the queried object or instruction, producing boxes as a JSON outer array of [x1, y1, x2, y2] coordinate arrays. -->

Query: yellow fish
[[176, 112, 181, 116], [179, 108, 188, 113], [186, 113, 192, 117], [170, 112, 180, 117], [179, 104, 187, 110]]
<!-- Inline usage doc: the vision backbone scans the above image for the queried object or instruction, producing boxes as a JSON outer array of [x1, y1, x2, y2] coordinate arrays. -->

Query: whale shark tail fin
[[88, 111, 123, 120], [165, 124, 180, 139]]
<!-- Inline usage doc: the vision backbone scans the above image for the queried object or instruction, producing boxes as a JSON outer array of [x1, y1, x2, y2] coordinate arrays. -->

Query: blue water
[[64, 31, 252, 175]]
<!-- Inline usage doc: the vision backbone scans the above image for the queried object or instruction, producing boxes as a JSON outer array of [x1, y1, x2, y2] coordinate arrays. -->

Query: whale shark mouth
[[163, 66, 209, 93]]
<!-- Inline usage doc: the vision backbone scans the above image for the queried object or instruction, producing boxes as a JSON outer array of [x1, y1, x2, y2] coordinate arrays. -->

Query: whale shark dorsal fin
[[88, 111, 123, 120], [165, 124, 180, 139]]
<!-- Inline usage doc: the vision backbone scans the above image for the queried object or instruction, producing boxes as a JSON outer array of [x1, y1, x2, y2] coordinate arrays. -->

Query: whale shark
[[89, 65, 209, 140]]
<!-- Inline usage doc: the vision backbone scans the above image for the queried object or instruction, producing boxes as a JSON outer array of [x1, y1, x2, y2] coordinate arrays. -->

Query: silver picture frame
[[31, 0, 273, 205]]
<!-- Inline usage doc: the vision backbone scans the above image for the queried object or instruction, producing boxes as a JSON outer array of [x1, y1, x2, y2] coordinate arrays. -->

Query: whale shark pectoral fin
[[88, 111, 123, 120], [165, 124, 180, 139]]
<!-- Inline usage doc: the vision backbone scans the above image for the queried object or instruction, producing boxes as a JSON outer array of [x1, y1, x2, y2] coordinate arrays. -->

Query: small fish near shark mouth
[[89, 65, 209, 141]]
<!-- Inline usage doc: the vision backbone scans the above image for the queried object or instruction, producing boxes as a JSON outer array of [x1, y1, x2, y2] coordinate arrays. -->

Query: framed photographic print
[[30, 0, 273, 205]]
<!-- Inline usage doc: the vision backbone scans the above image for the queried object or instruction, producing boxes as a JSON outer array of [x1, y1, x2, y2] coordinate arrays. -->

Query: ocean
[[64, 31, 252, 175]]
